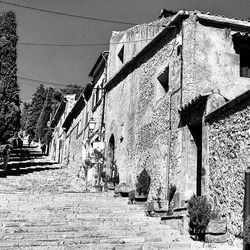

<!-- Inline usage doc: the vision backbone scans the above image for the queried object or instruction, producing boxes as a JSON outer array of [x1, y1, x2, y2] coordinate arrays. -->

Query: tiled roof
[[179, 95, 209, 114], [194, 10, 250, 23]]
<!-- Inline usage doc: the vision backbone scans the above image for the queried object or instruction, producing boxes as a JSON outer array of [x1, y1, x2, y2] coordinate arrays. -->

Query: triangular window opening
[[157, 67, 169, 93], [118, 46, 124, 63]]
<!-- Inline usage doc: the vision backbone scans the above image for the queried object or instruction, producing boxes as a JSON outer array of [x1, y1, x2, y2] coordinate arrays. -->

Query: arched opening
[[107, 134, 119, 186], [109, 134, 115, 159]]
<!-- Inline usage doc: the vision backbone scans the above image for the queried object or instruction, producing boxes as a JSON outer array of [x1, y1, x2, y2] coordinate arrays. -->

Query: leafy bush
[[167, 184, 176, 215], [244, 216, 250, 244], [136, 168, 151, 195], [187, 194, 212, 240]]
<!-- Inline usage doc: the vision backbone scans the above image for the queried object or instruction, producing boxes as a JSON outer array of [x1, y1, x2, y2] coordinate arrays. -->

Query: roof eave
[[62, 93, 85, 131], [205, 89, 250, 123], [89, 51, 109, 78], [196, 13, 250, 30], [50, 100, 66, 128]]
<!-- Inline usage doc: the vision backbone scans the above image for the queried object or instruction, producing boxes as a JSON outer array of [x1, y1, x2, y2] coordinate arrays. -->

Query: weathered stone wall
[[107, 18, 170, 80], [175, 16, 250, 203], [105, 14, 250, 205], [105, 19, 182, 200], [207, 99, 250, 239], [64, 112, 85, 189]]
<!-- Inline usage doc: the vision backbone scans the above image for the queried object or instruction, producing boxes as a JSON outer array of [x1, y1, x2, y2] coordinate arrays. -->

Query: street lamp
[[88, 117, 96, 131]]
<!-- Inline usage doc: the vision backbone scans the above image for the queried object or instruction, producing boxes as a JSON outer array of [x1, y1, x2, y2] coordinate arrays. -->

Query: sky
[[0, 0, 250, 103]]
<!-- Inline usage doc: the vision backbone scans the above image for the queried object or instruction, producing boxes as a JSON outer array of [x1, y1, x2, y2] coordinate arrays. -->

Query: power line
[[0, 0, 136, 25], [0, 1, 166, 28], [17, 38, 155, 47], [18, 76, 71, 87]]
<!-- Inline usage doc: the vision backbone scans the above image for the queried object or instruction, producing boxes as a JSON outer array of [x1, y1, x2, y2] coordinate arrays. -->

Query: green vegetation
[[22, 84, 84, 143], [244, 216, 250, 245], [187, 195, 212, 240], [136, 168, 151, 195], [0, 12, 20, 143]]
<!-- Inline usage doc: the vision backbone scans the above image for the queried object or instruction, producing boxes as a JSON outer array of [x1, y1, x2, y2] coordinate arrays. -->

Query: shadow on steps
[[0, 162, 59, 178]]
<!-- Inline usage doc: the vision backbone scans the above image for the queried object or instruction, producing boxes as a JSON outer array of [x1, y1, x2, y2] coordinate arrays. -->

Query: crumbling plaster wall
[[207, 101, 250, 239], [107, 18, 172, 80], [183, 17, 250, 106], [64, 115, 86, 190], [91, 68, 106, 142], [105, 22, 182, 200]]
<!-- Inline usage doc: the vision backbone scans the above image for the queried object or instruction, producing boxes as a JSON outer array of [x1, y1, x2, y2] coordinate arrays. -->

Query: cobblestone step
[[0, 147, 242, 250]]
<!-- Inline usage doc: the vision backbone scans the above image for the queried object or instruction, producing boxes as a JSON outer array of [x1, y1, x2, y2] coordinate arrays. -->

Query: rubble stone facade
[[50, 9, 250, 240], [104, 10, 250, 204], [206, 91, 250, 238]]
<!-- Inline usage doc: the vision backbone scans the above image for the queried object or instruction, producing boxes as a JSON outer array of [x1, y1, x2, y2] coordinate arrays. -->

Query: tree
[[26, 84, 46, 141], [22, 83, 84, 143], [36, 87, 58, 144], [20, 102, 31, 131], [0, 12, 20, 143]]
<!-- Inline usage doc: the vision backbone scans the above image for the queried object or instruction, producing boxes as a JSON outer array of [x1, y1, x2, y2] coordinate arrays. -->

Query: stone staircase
[[0, 144, 242, 249]]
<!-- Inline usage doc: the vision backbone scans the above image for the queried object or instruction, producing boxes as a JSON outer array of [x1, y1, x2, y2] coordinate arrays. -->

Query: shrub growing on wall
[[167, 184, 177, 205], [187, 194, 212, 240], [136, 168, 151, 195], [244, 216, 250, 245]]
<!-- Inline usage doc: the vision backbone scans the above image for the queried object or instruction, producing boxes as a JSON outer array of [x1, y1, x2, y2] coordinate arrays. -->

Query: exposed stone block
[[206, 220, 227, 234], [205, 233, 228, 243], [115, 183, 134, 194]]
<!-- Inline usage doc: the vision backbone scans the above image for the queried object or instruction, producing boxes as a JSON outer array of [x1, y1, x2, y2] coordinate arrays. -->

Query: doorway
[[187, 122, 202, 197], [108, 134, 115, 177]]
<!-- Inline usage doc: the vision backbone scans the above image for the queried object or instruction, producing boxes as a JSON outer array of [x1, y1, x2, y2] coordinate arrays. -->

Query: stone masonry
[[104, 10, 250, 209], [206, 91, 250, 240]]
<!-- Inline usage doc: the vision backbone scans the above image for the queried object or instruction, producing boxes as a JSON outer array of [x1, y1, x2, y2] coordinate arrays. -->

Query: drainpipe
[[166, 24, 184, 202], [100, 52, 108, 144], [180, 23, 184, 110]]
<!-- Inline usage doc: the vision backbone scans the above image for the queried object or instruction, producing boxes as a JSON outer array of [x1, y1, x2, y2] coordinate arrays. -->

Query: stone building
[[60, 52, 108, 184], [103, 9, 250, 236], [49, 95, 76, 163], [49, 9, 250, 239]]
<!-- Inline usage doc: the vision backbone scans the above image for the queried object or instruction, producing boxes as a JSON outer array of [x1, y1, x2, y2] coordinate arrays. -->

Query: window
[[85, 110, 89, 127], [75, 123, 79, 139], [157, 66, 169, 92], [118, 45, 124, 63], [232, 33, 250, 78], [92, 91, 96, 109], [240, 49, 250, 78], [96, 86, 100, 104]]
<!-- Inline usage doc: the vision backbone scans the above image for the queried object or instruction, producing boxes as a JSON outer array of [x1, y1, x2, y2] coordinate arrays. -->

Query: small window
[[92, 91, 95, 109], [95, 86, 100, 104], [232, 33, 250, 78], [118, 45, 124, 63], [75, 123, 79, 139], [240, 49, 250, 78], [157, 67, 169, 92], [85, 110, 89, 127]]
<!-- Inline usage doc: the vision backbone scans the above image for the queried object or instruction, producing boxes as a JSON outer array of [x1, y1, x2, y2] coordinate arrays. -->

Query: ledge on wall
[[205, 89, 250, 123]]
